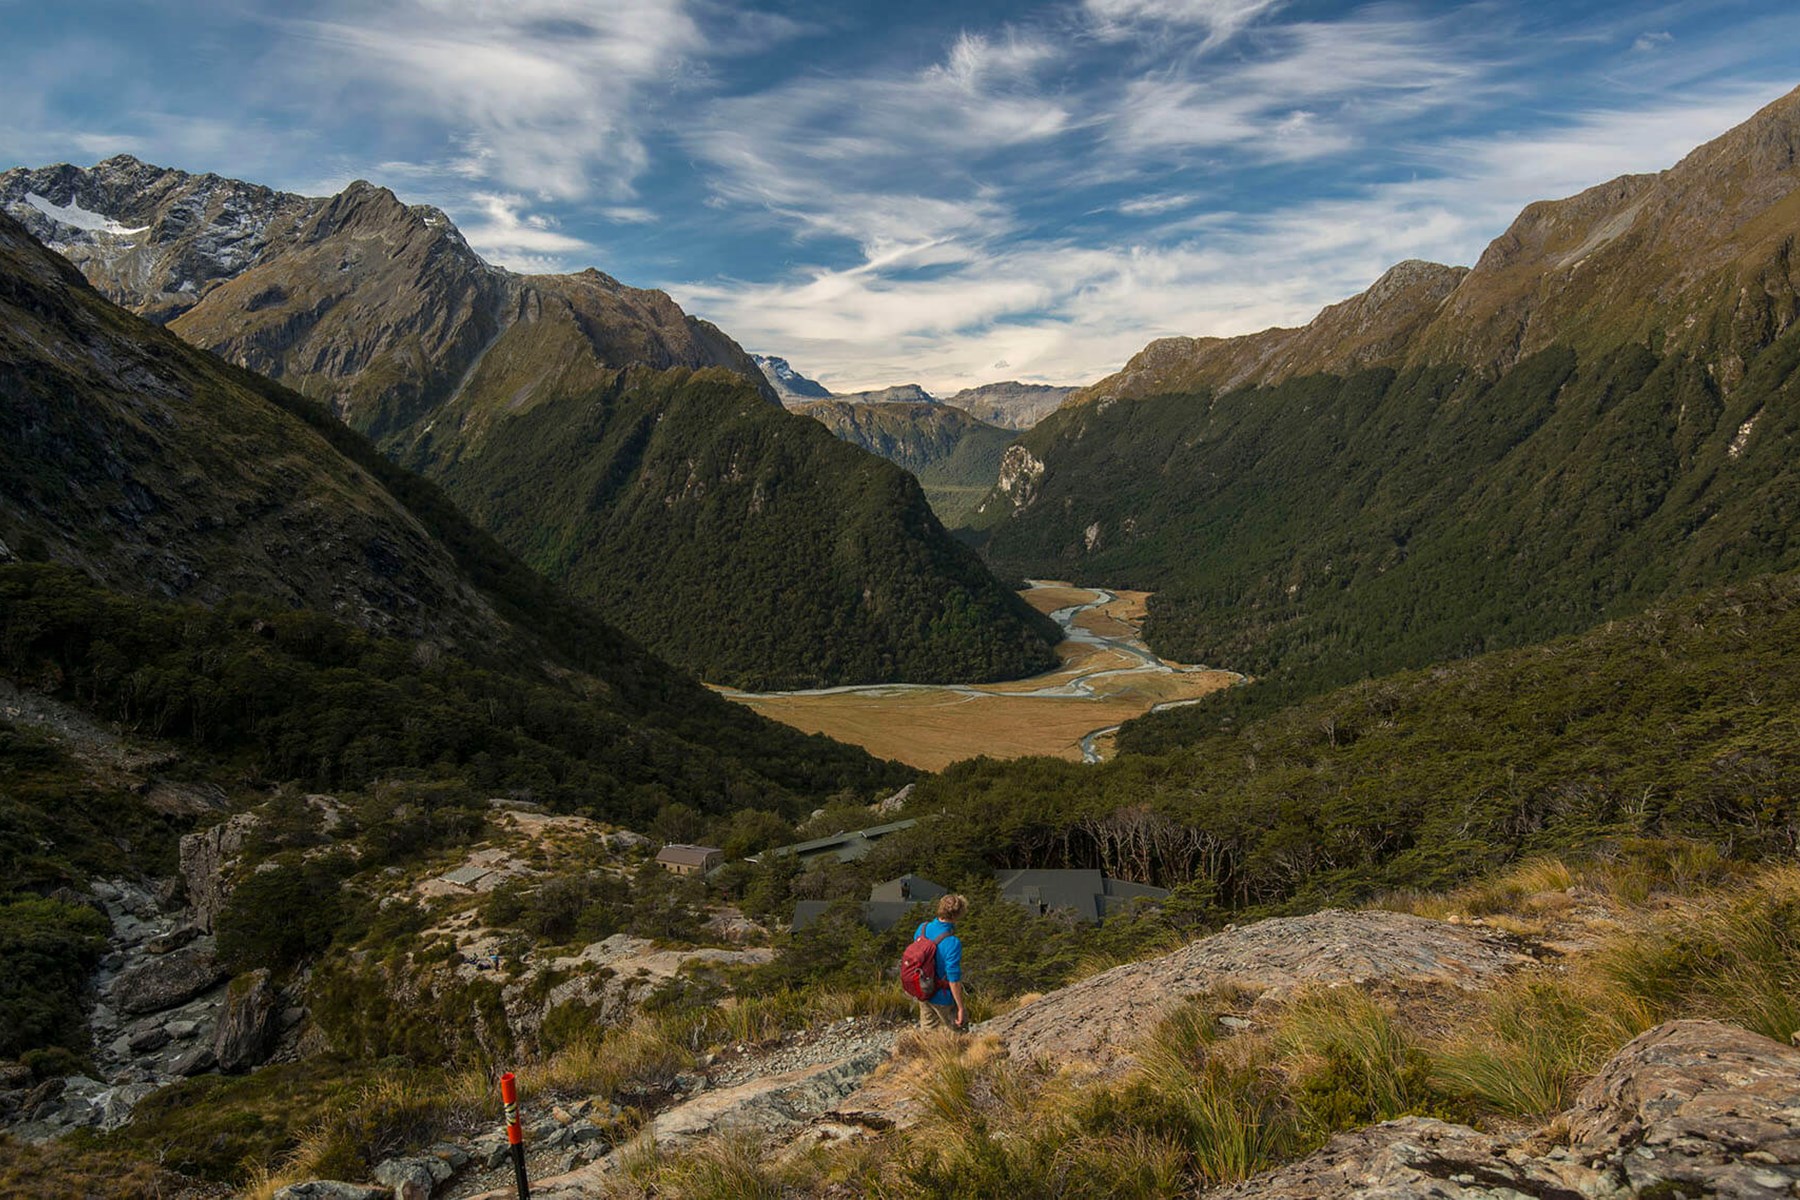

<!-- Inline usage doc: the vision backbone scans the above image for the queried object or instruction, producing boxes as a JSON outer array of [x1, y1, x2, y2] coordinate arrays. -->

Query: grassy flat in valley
[[722, 584, 1238, 769]]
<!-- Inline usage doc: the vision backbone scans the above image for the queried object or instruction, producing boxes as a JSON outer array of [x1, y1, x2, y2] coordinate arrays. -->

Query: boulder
[[127, 1026, 171, 1053], [213, 969, 279, 1072], [112, 944, 227, 1015], [980, 910, 1534, 1065], [273, 1184, 388, 1200], [145, 925, 200, 955], [169, 1044, 217, 1077], [1566, 1018, 1800, 1196], [372, 1155, 448, 1200]]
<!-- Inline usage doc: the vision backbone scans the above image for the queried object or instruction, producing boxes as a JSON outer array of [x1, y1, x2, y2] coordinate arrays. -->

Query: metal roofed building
[[750, 819, 917, 867], [656, 844, 724, 876], [993, 869, 1169, 922], [791, 874, 947, 933]]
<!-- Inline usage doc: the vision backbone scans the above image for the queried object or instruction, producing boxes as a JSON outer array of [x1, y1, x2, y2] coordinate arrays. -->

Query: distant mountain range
[[793, 400, 1018, 526], [1, 159, 1058, 688], [748, 353, 1079, 522], [752, 351, 1078, 431], [971, 84, 1800, 709]]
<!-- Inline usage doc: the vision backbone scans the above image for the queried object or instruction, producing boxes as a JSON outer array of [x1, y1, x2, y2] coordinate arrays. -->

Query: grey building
[[791, 874, 947, 933], [751, 819, 917, 867], [791, 870, 1167, 931], [993, 869, 1168, 922], [656, 844, 723, 876]]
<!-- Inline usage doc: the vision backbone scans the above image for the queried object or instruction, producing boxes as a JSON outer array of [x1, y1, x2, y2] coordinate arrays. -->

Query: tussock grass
[[1390, 839, 1743, 923], [643, 1130, 787, 1200], [1597, 865, 1800, 1041], [1275, 988, 1439, 1132], [1431, 975, 1651, 1117]]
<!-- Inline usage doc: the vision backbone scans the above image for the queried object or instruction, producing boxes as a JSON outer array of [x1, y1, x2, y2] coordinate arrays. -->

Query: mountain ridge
[[1075, 84, 1800, 405], [972, 87, 1800, 708], [3, 158, 1058, 687]]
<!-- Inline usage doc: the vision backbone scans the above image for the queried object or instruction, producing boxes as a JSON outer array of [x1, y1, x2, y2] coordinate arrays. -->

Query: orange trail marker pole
[[500, 1071, 529, 1199]]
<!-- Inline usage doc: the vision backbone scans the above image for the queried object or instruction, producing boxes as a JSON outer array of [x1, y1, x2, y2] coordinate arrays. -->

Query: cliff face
[[940, 380, 1078, 430], [1079, 85, 1800, 404]]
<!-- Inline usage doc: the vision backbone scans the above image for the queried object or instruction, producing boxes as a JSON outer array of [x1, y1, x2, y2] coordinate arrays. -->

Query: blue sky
[[3, 1, 1798, 392]]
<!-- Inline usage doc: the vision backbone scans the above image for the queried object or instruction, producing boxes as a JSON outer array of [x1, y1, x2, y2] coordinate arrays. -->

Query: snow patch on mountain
[[23, 191, 147, 236]]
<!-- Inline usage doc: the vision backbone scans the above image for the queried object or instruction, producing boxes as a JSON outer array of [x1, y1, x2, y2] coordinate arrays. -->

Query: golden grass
[[716, 583, 1239, 767], [729, 673, 1235, 770], [1019, 585, 1101, 615]]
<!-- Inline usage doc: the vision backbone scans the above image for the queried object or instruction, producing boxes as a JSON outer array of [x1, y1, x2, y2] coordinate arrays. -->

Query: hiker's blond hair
[[937, 893, 968, 920]]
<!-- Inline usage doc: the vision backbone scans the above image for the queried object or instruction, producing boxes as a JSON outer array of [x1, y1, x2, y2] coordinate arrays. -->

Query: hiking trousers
[[918, 1000, 957, 1031]]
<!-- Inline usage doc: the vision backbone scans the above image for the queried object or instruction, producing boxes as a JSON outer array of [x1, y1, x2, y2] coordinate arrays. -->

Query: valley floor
[[717, 584, 1240, 769]]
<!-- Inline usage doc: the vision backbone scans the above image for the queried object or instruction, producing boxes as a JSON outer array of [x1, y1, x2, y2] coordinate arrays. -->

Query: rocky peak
[[753, 353, 832, 402]]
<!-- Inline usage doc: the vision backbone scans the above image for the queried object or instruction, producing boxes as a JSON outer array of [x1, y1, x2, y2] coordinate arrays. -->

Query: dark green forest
[[420, 366, 1060, 689], [972, 330, 1800, 725], [850, 569, 1800, 917], [0, 564, 907, 844]]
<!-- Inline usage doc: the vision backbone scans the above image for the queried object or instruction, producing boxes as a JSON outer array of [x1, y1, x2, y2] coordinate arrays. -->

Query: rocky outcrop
[[940, 381, 1077, 430], [179, 812, 259, 933], [0, 155, 321, 323], [1565, 1019, 1800, 1196], [981, 909, 1533, 1065], [752, 353, 831, 402], [991, 444, 1046, 514], [212, 969, 280, 1073], [273, 1183, 388, 1200], [1221, 1020, 1800, 1199]]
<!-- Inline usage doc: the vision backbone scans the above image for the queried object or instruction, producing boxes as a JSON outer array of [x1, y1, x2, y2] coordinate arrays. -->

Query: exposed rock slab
[[981, 909, 1533, 1066], [1221, 1019, 1800, 1200]]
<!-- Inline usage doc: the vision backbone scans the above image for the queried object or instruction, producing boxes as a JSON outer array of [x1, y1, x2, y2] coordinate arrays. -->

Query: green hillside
[[860, 568, 1800, 918], [974, 333, 1800, 711], [10, 161, 1058, 690], [423, 368, 1060, 690], [796, 399, 1019, 526]]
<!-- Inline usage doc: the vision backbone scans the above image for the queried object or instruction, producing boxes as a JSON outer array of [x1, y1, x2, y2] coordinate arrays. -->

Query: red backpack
[[900, 925, 951, 1000]]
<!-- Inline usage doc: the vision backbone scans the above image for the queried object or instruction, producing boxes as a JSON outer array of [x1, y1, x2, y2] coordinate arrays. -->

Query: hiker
[[909, 893, 967, 1031]]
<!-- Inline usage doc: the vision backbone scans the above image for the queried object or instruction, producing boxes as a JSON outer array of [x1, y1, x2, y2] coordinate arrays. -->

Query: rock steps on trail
[[981, 908, 1535, 1065]]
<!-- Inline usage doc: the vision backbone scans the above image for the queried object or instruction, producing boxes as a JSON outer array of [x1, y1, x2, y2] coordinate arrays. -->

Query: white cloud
[[1106, 12, 1486, 160], [457, 192, 595, 269], [1633, 30, 1674, 52], [684, 31, 1069, 254], [674, 81, 1794, 395], [274, 0, 703, 200], [1085, 0, 1285, 47]]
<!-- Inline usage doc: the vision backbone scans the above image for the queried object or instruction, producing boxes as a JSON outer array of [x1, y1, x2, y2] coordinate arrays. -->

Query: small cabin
[[656, 844, 723, 876]]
